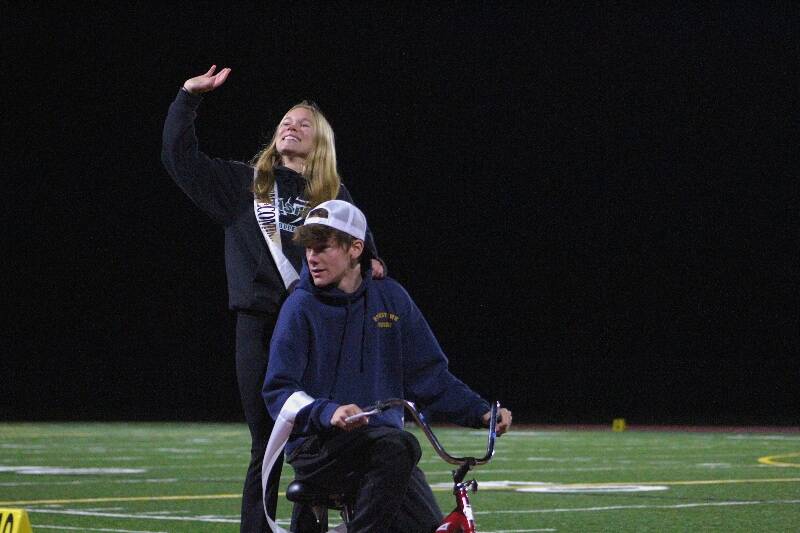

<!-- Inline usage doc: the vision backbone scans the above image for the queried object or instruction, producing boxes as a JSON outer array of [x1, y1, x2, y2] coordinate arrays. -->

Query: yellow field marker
[[758, 452, 800, 468], [0, 509, 33, 533]]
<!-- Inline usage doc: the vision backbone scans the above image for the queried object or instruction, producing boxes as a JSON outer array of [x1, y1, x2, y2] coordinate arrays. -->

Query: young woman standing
[[161, 65, 384, 532]]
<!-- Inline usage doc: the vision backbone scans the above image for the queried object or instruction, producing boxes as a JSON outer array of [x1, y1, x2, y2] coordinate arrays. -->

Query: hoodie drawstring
[[359, 286, 367, 373], [327, 299, 350, 399]]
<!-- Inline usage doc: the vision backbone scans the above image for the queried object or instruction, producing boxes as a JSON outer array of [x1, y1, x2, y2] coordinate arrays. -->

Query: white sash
[[253, 171, 300, 289], [262, 391, 347, 532]]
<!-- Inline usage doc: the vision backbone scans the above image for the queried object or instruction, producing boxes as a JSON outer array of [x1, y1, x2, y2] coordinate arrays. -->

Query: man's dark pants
[[288, 426, 443, 533]]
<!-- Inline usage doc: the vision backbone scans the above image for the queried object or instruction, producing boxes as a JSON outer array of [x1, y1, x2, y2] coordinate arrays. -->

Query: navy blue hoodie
[[263, 263, 490, 456]]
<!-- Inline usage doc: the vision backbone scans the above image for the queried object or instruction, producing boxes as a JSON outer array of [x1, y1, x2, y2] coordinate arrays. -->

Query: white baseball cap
[[304, 200, 367, 240]]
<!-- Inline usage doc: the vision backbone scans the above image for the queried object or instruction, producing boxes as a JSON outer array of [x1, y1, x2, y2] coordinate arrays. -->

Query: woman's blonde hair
[[251, 101, 341, 209]]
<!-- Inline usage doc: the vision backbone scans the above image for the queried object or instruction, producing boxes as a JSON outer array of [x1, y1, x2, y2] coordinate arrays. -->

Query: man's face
[[306, 236, 355, 288], [276, 107, 316, 159]]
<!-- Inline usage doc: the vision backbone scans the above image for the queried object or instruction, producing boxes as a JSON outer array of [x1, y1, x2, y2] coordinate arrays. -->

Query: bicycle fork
[[436, 479, 479, 533]]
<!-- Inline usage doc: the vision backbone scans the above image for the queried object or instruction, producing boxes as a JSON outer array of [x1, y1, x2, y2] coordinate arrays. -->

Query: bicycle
[[285, 398, 500, 532]]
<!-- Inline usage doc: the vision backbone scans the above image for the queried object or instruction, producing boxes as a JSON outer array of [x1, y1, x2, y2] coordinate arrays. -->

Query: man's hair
[[293, 222, 355, 249]]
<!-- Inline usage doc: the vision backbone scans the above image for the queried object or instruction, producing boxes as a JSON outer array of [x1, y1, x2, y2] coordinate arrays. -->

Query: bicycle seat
[[286, 480, 354, 508], [286, 480, 357, 530]]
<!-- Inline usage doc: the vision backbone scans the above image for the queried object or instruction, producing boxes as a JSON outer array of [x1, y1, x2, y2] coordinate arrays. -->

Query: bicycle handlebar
[[368, 398, 498, 468]]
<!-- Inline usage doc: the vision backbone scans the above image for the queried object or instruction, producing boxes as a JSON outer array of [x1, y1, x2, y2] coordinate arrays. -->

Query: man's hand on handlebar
[[331, 404, 370, 431], [483, 407, 512, 436]]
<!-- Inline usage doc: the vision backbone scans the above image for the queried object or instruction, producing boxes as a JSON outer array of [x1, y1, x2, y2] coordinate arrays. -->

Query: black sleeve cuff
[[176, 86, 203, 108]]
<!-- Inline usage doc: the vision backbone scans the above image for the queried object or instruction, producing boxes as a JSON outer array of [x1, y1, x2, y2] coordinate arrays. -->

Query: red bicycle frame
[[436, 479, 478, 532]]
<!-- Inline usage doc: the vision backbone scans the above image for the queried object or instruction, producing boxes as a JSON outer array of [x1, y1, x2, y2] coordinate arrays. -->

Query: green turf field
[[1, 423, 798, 532]]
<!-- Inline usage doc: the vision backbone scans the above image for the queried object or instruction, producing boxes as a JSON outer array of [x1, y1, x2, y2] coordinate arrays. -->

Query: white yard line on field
[[0, 493, 240, 506], [0, 478, 179, 487], [483, 530, 556, 532], [483, 529, 557, 532], [727, 435, 800, 441], [426, 467, 626, 474], [0, 466, 147, 475], [29, 508, 239, 523], [475, 499, 800, 515]]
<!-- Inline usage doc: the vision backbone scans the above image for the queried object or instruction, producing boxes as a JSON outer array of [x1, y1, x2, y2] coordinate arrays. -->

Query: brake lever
[[343, 408, 382, 424]]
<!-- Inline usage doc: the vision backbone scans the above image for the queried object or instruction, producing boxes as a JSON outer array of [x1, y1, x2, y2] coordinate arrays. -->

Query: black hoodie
[[161, 89, 379, 315]]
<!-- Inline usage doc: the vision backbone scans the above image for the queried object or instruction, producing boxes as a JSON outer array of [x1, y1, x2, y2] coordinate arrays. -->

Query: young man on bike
[[263, 200, 512, 533]]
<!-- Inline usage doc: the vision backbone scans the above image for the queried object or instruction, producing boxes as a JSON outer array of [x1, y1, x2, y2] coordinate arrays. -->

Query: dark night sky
[[3, 4, 797, 425]]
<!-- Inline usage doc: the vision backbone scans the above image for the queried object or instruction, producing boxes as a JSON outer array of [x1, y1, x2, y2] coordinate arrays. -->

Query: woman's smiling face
[[276, 107, 316, 160]]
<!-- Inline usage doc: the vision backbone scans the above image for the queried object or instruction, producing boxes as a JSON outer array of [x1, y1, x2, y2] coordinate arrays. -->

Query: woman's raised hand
[[183, 65, 231, 95]]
